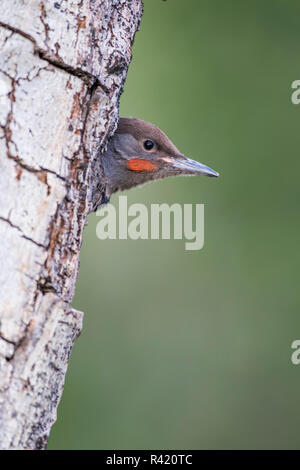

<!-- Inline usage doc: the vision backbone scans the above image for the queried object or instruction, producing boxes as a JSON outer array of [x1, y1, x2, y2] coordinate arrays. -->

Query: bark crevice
[[0, 20, 119, 91]]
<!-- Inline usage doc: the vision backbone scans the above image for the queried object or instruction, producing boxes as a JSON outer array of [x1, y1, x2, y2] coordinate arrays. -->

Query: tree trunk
[[0, 0, 143, 450]]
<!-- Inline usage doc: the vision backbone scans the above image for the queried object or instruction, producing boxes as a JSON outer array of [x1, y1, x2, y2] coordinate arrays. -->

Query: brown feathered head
[[102, 117, 219, 196]]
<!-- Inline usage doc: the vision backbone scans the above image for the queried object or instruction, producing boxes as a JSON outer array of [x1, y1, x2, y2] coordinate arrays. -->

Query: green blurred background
[[48, 0, 300, 449]]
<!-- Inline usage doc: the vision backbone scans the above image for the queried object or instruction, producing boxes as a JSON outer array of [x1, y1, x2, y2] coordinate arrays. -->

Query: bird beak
[[161, 155, 219, 177]]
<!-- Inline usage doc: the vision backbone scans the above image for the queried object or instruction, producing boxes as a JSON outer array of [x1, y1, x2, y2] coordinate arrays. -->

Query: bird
[[101, 117, 219, 201]]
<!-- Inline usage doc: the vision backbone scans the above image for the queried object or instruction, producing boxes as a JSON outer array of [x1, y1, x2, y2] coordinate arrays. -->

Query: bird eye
[[143, 139, 154, 151]]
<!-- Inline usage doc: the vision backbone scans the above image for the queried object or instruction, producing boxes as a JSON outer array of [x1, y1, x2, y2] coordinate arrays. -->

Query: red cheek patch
[[128, 158, 157, 172]]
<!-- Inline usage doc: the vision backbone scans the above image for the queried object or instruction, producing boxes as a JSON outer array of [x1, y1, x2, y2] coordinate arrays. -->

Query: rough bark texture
[[0, 0, 143, 450]]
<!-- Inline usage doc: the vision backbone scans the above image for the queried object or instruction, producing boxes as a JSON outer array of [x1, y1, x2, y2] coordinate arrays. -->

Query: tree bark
[[0, 0, 143, 450]]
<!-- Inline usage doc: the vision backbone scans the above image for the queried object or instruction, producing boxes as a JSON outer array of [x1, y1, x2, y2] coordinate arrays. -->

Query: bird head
[[102, 117, 219, 195]]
